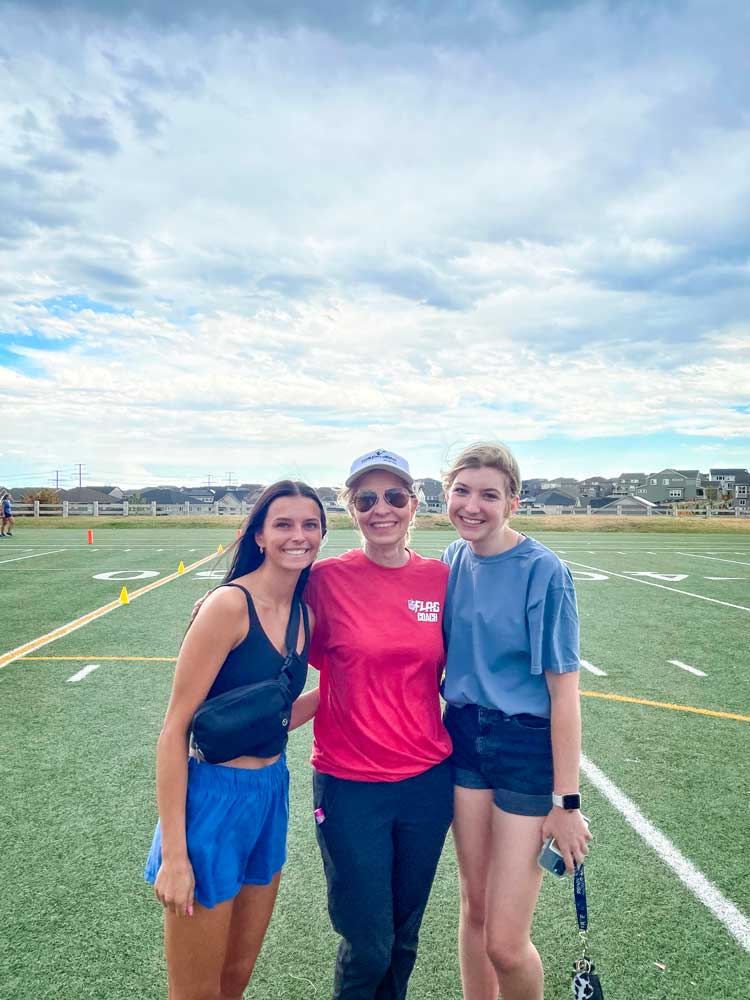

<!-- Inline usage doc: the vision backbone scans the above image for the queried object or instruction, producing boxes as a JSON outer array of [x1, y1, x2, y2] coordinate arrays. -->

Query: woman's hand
[[541, 808, 592, 874], [154, 859, 196, 918]]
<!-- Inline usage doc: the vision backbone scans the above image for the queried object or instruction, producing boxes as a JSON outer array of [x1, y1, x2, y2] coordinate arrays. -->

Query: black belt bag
[[190, 596, 306, 764]]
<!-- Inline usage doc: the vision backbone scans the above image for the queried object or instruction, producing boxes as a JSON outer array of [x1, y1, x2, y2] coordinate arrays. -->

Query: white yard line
[[677, 552, 750, 568], [563, 560, 750, 612], [66, 664, 100, 682], [0, 548, 66, 566], [580, 658, 607, 676], [581, 754, 750, 952], [0, 550, 220, 670], [668, 659, 707, 677]]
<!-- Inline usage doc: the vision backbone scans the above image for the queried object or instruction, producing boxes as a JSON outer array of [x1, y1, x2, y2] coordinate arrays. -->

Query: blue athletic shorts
[[144, 754, 289, 908], [444, 703, 554, 817]]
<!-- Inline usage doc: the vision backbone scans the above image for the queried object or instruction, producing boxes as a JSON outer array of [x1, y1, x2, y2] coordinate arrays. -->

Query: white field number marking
[[67, 664, 100, 682], [93, 570, 160, 581], [669, 659, 707, 677], [580, 658, 607, 676], [569, 570, 609, 582], [623, 571, 688, 582], [581, 754, 750, 952], [563, 560, 750, 613], [195, 570, 226, 579]]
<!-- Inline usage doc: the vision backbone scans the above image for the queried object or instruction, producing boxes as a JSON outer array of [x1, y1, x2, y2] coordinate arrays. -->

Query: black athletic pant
[[313, 761, 454, 1000]]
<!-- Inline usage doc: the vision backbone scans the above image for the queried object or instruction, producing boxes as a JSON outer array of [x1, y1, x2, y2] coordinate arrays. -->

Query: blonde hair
[[442, 442, 521, 497]]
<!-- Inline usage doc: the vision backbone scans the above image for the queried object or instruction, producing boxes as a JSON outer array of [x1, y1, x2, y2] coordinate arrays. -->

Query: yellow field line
[[13, 657, 750, 723], [21, 655, 177, 661], [0, 551, 222, 670], [581, 690, 750, 722]]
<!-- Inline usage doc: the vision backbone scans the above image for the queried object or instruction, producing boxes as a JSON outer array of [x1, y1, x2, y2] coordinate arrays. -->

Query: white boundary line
[[580, 658, 607, 676], [66, 664, 100, 682], [677, 552, 750, 568], [0, 550, 220, 670], [0, 548, 66, 565], [563, 560, 750, 613], [669, 659, 707, 677], [581, 754, 750, 952]]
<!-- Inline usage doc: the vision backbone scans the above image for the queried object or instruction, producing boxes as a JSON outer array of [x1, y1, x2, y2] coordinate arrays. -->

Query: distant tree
[[22, 488, 59, 504], [128, 492, 146, 504]]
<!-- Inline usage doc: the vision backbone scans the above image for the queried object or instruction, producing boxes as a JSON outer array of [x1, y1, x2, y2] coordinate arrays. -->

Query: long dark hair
[[223, 480, 327, 594]]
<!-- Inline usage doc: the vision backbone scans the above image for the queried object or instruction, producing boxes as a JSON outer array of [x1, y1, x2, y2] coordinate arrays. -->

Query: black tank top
[[205, 583, 310, 708]]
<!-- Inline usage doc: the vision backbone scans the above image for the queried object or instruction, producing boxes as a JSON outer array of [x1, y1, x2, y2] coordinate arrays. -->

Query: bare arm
[[153, 588, 245, 916], [288, 606, 319, 731], [541, 670, 592, 873]]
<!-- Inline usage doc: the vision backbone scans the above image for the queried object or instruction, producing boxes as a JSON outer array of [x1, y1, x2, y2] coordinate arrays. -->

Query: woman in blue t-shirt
[[441, 443, 591, 1000]]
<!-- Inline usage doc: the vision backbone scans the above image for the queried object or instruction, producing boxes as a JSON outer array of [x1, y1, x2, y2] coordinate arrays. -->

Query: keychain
[[571, 864, 604, 998]]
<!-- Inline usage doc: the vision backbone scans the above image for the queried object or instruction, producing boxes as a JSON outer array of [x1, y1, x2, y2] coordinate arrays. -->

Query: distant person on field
[[144, 481, 325, 1000], [1, 493, 14, 536], [441, 443, 591, 1000]]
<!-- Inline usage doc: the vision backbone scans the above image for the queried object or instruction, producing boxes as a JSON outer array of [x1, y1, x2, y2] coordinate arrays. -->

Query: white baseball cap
[[345, 449, 413, 488]]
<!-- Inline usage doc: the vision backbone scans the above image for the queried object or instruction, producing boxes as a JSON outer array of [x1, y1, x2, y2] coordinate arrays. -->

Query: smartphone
[[537, 836, 567, 877], [537, 817, 590, 877]]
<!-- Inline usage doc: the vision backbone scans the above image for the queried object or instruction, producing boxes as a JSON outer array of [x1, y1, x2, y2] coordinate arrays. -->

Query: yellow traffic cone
[[178, 561, 185, 574], [217, 543, 224, 553], [120, 586, 129, 605]]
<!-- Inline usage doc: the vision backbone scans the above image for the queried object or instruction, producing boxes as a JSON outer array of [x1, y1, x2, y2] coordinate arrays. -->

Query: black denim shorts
[[444, 703, 554, 817]]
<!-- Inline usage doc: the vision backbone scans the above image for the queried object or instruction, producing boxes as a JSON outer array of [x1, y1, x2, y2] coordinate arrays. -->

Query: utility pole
[[225, 472, 233, 487], [53, 469, 63, 489], [207, 473, 212, 488], [75, 464, 84, 488]]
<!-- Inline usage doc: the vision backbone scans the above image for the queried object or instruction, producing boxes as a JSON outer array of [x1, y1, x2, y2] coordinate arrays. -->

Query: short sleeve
[[527, 582, 580, 676]]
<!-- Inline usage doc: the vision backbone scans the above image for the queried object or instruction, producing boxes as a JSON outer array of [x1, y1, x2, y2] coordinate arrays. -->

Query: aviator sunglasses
[[352, 487, 414, 513]]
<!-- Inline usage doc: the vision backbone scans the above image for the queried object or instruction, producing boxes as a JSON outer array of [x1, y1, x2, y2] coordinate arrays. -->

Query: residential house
[[541, 477, 581, 497], [612, 474, 647, 496], [591, 495, 661, 516], [521, 478, 545, 498], [88, 485, 124, 500], [59, 487, 123, 505], [532, 490, 580, 514], [578, 476, 616, 498], [709, 469, 750, 505], [638, 469, 702, 503], [414, 478, 446, 514]]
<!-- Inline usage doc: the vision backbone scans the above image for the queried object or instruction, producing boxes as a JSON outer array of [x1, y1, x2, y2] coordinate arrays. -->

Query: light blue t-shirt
[[441, 536, 580, 718]]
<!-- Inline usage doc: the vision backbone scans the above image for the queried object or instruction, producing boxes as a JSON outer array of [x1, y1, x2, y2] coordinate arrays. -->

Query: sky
[[1, 0, 748, 490]]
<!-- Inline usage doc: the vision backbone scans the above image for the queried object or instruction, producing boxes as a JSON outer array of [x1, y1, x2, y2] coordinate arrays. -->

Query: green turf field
[[2, 527, 749, 999]]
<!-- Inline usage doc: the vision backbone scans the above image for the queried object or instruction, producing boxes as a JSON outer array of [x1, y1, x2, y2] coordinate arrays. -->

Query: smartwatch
[[552, 792, 581, 811]]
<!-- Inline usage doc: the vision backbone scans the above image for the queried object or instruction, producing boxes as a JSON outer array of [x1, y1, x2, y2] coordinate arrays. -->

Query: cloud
[[0, 1, 748, 485]]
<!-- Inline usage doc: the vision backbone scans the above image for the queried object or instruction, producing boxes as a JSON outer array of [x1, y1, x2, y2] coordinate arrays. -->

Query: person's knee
[[220, 957, 255, 998], [339, 932, 393, 981], [485, 933, 529, 976]]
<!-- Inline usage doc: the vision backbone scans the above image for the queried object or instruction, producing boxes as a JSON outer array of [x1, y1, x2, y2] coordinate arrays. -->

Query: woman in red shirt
[[305, 449, 453, 1000]]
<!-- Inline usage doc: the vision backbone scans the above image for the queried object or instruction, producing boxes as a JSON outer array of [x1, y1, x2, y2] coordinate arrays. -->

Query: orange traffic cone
[[87, 529, 93, 544]]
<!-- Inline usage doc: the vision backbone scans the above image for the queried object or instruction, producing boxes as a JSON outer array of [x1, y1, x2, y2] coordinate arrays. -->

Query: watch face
[[562, 794, 581, 810]]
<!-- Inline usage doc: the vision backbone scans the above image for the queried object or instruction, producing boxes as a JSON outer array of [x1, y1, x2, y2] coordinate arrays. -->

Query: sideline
[[582, 754, 750, 952], [581, 690, 749, 723], [563, 559, 750, 612], [0, 550, 221, 670]]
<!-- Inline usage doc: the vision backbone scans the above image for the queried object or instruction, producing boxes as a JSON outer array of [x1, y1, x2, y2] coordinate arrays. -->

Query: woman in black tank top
[[145, 481, 327, 1000]]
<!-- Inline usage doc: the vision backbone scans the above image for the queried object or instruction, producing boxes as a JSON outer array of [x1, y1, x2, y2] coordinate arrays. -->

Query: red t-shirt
[[305, 548, 452, 782]]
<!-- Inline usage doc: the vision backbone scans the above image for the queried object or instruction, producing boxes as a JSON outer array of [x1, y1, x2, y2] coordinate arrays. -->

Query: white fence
[[10, 501, 254, 518]]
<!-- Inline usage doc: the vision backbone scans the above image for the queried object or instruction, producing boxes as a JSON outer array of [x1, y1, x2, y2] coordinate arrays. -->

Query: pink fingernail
[[187, 906, 193, 917]]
